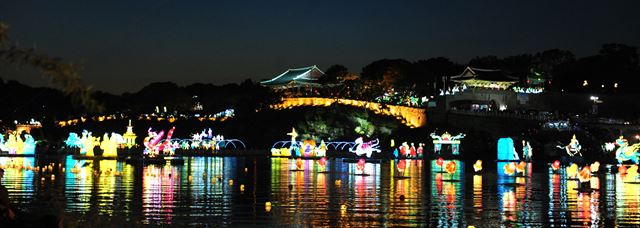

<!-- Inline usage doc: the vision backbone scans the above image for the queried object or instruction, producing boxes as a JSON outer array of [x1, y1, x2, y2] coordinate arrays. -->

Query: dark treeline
[[1, 43, 638, 122], [321, 43, 639, 100]]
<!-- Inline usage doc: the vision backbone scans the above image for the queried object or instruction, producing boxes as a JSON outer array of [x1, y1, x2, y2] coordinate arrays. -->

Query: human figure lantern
[[430, 132, 465, 155], [1, 132, 36, 155], [557, 135, 582, 157]]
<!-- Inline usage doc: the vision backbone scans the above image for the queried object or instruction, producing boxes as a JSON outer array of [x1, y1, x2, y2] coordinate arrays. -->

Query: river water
[[0, 156, 638, 227]]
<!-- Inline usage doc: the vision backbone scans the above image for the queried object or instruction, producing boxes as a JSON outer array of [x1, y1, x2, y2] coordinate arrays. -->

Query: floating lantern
[[445, 161, 457, 174], [335, 180, 341, 186], [578, 166, 591, 182], [265, 202, 272, 212], [619, 165, 627, 175], [229, 179, 234, 186], [356, 158, 366, 173], [627, 165, 638, 178], [551, 160, 561, 171], [473, 160, 482, 172], [244, 168, 248, 172], [341, 204, 347, 211], [296, 158, 304, 170], [188, 175, 193, 182], [566, 164, 578, 178], [516, 161, 527, 174], [504, 162, 516, 176], [240, 184, 245, 192], [436, 157, 444, 167], [318, 157, 327, 170], [211, 177, 216, 184], [51, 174, 55, 180], [590, 161, 600, 173]]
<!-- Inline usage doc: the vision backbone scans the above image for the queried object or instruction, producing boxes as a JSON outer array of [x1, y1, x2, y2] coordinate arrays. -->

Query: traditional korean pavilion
[[451, 67, 519, 90], [260, 65, 325, 90]]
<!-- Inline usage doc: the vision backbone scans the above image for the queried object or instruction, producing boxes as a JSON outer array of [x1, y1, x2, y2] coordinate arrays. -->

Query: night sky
[[1, 1, 639, 94]]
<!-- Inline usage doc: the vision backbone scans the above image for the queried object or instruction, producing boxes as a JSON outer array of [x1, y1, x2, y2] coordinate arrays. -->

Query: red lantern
[[551, 160, 561, 171], [356, 158, 366, 172], [436, 157, 444, 167], [397, 160, 406, 173]]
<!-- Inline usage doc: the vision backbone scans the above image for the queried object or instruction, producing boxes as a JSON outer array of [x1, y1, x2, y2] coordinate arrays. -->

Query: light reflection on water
[[0, 156, 640, 226]]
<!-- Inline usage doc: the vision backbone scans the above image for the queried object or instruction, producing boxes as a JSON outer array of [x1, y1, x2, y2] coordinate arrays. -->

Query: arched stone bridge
[[269, 97, 427, 128]]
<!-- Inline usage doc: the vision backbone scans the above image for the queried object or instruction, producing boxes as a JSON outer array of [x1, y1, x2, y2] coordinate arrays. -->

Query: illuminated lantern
[[397, 160, 407, 174], [619, 165, 627, 175], [551, 160, 561, 171], [296, 158, 304, 170], [445, 161, 457, 174], [627, 165, 638, 178], [473, 160, 482, 172], [265, 202, 272, 212], [318, 157, 327, 171], [504, 162, 516, 176], [436, 157, 444, 167], [516, 161, 527, 174], [578, 166, 591, 183], [590, 161, 600, 173], [566, 164, 578, 178], [356, 158, 366, 172]]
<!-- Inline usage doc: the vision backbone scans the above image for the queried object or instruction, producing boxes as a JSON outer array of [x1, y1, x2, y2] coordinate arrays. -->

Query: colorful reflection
[[388, 159, 424, 224], [430, 159, 463, 227]]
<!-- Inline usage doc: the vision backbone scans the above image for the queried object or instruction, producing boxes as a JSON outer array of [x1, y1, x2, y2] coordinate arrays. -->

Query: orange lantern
[[296, 158, 303, 170], [445, 161, 457, 174], [516, 161, 527, 174], [504, 162, 516, 176], [578, 166, 591, 182], [619, 165, 627, 175]]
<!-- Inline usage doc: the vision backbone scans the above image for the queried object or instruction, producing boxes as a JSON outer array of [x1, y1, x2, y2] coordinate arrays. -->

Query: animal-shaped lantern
[[350, 137, 381, 158]]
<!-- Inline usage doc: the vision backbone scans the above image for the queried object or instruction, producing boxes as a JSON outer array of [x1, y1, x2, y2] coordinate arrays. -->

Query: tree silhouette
[[0, 22, 102, 112]]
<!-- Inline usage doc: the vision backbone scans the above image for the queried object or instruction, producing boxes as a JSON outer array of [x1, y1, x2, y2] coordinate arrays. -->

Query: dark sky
[[1, 1, 639, 94]]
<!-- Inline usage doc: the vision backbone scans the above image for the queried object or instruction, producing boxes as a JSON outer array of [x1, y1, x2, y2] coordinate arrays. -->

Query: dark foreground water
[[1, 156, 639, 227]]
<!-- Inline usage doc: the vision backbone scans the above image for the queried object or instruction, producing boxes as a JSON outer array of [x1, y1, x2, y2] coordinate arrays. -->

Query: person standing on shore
[[0, 168, 16, 221]]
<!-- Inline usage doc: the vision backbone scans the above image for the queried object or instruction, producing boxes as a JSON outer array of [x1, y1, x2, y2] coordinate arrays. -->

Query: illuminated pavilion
[[260, 65, 326, 95], [445, 67, 520, 111]]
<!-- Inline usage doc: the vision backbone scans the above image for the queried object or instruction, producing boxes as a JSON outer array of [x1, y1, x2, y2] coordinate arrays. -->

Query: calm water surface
[[1, 156, 639, 227]]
